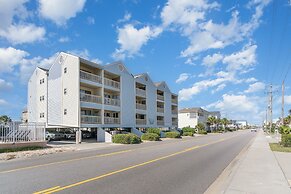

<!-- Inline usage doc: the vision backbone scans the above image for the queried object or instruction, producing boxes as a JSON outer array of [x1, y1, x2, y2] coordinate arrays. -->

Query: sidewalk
[[207, 130, 291, 194]]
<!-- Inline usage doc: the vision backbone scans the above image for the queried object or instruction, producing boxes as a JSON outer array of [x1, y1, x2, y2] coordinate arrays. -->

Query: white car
[[250, 129, 257, 132]]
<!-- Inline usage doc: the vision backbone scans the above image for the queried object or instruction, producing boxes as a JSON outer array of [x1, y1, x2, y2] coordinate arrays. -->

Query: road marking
[[0, 149, 133, 174], [33, 186, 61, 194], [37, 137, 232, 194], [0, 136, 201, 174]]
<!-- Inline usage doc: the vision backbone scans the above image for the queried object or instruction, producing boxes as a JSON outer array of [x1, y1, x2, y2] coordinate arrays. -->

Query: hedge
[[182, 127, 195, 133], [112, 133, 141, 144], [141, 133, 160, 141], [147, 128, 160, 136], [281, 134, 291, 147], [182, 132, 193, 136], [198, 130, 207, 135], [165, 132, 181, 138]]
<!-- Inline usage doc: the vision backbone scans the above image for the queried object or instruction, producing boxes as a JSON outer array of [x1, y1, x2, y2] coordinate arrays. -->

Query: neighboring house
[[178, 107, 220, 129], [21, 108, 28, 123], [27, 52, 178, 142]]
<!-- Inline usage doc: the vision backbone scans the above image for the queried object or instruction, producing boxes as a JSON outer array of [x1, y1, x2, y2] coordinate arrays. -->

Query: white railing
[[104, 77, 120, 89], [80, 93, 102, 104], [80, 70, 102, 84], [157, 94, 164, 101], [104, 97, 120, 106], [157, 120, 164, 126], [136, 103, 146, 110], [0, 122, 45, 143], [136, 119, 146, 125], [104, 117, 120, 124], [81, 115, 102, 124], [171, 99, 178, 104], [157, 107, 164, 113], [136, 88, 146, 97]]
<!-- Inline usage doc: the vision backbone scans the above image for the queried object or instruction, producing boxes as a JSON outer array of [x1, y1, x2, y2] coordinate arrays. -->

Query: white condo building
[[27, 52, 178, 142], [178, 107, 220, 129]]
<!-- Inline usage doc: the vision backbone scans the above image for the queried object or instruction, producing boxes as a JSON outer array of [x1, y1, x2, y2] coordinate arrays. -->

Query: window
[[64, 67, 67, 74], [64, 88, 67, 95], [40, 113, 45, 118], [40, 95, 45, 101], [64, 109, 67, 115], [40, 78, 44, 84]]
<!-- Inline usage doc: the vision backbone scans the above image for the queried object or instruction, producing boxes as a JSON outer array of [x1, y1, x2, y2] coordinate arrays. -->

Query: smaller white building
[[178, 107, 221, 129]]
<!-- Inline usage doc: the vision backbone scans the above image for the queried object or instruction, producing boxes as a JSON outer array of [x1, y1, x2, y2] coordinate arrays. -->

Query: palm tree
[[221, 118, 229, 132], [207, 116, 216, 132], [0, 115, 11, 124]]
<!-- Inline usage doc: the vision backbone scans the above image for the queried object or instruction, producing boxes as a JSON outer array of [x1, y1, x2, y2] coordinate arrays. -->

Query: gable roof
[[134, 73, 155, 85], [155, 81, 170, 92]]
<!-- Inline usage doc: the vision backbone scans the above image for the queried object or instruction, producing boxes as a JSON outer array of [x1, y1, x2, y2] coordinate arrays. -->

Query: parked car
[[251, 129, 257, 132], [82, 131, 92, 139], [46, 131, 63, 141], [61, 131, 76, 139]]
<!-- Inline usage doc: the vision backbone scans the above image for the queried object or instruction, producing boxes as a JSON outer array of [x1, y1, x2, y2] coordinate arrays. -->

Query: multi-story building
[[178, 107, 220, 129], [27, 52, 178, 142]]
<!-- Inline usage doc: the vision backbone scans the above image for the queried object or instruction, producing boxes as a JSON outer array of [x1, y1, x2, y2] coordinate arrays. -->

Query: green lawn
[[269, 143, 291, 153], [0, 146, 45, 154]]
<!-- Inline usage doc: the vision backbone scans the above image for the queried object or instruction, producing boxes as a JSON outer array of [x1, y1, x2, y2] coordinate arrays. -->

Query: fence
[[0, 122, 46, 143]]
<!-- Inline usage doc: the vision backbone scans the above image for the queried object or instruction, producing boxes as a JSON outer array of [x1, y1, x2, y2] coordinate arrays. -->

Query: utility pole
[[282, 80, 285, 125], [266, 84, 273, 133]]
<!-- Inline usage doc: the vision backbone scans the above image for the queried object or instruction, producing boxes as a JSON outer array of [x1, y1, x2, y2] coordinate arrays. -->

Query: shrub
[[112, 133, 141, 144], [165, 132, 181, 138], [182, 127, 195, 134], [147, 128, 160, 136], [198, 130, 207, 135], [141, 133, 160, 141], [182, 132, 193, 136], [281, 134, 291, 147], [279, 126, 291, 134]]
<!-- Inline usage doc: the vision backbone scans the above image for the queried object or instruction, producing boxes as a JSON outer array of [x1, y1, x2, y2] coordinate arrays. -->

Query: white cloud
[[113, 24, 162, 60], [58, 36, 70, 43], [68, 49, 102, 64], [211, 83, 226, 93], [223, 44, 257, 72], [284, 95, 291, 105], [0, 24, 45, 44], [39, 0, 86, 25], [0, 47, 28, 73], [176, 73, 190, 83], [87, 16, 95, 25], [0, 0, 45, 44], [244, 77, 258, 83], [117, 13, 131, 23], [0, 99, 8, 106], [202, 53, 223, 66], [244, 82, 265, 93], [0, 79, 13, 91]]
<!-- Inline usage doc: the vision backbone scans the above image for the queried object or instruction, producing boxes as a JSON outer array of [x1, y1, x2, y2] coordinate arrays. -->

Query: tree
[[289, 109, 291, 116], [195, 123, 205, 132], [207, 116, 216, 131], [221, 118, 229, 131], [0, 115, 12, 124]]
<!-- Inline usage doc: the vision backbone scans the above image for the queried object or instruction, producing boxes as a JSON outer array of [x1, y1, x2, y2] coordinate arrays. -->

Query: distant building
[[178, 107, 221, 129], [21, 108, 28, 123]]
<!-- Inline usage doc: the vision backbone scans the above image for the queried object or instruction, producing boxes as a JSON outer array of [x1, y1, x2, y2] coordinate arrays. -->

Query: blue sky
[[0, 0, 291, 124]]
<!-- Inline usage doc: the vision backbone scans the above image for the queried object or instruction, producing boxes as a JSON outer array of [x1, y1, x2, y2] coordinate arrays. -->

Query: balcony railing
[[136, 88, 146, 97], [136, 103, 146, 110], [80, 70, 102, 84], [136, 119, 146, 125], [171, 99, 178, 104], [172, 121, 178, 126], [80, 93, 102, 104], [81, 115, 102, 124], [157, 94, 164, 101], [104, 117, 120, 124], [157, 107, 164, 113], [104, 77, 120, 89], [172, 110, 178, 115], [157, 120, 164, 126], [104, 97, 120, 106]]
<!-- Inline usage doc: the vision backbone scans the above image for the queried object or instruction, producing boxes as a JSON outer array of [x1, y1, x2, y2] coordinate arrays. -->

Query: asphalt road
[[0, 130, 255, 194]]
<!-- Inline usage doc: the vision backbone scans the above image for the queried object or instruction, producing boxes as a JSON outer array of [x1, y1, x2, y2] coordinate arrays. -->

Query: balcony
[[104, 97, 120, 106], [172, 121, 178, 126], [136, 119, 146, 125], [157, 94, 164, 101], [171, 99, 178, 104], [80, 93, 102, 104], [104, 117, 120, 124], [136, 103, 146, 110], [157, 120, 164, 126], [104, 78, 120, 89], [172, 110, 178, 115], [81, 115, 102, 124], [157, 107, 164, 113], [136, 88, 146, 97], [80, 70, 102, 84]]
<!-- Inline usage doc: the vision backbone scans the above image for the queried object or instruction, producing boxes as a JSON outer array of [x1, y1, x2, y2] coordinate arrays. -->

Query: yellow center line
[[0, 136, 199, 174], [36, 137, 234, 194], [33, 186, 61, 194]]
